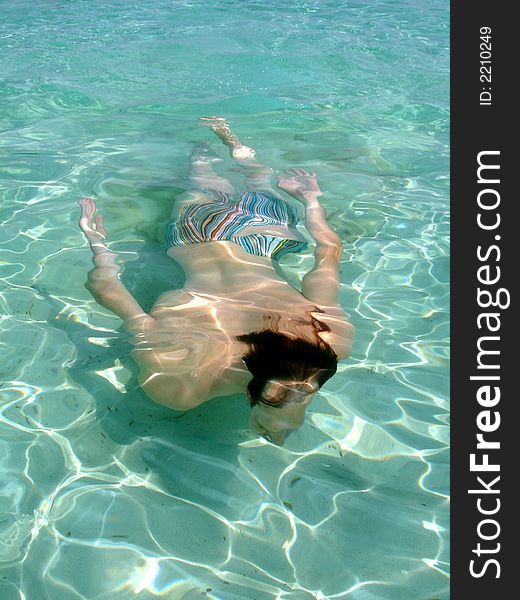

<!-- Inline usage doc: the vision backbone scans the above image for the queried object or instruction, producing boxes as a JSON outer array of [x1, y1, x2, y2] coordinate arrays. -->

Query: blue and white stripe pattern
[[165, 188, 308, 261]]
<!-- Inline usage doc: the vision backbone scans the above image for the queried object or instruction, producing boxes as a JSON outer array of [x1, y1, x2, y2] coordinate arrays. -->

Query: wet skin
[[80, 158, 354, 445]]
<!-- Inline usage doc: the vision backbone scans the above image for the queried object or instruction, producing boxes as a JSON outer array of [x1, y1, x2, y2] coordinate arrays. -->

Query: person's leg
[[187, 142, 235, 194], [171, 142, 235, 218], [200, 117, 277, 193]]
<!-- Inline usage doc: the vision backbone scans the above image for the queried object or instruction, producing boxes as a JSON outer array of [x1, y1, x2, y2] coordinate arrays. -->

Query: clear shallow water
[[0, 1, 449, 598]]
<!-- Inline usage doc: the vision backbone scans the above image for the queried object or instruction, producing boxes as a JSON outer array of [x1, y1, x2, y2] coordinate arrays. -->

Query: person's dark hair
[[236, 329, 338, 407]]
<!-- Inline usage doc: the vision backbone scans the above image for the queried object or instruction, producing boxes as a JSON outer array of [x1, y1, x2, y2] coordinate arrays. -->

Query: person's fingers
[[78, 197, 108, 242], [79, 202, 91, 219], [286, 168, 309, 177], [79, 212, 93, 233], [95, 215, 107, 238], [79, 197, 96, 212], [78, 199, 96, 230]]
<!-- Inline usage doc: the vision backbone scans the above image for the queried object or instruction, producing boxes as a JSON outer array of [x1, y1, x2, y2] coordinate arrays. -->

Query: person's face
[[248, 380, 317, 445]]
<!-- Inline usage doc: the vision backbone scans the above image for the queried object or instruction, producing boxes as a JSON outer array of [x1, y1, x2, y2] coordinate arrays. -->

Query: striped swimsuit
[[165, 188, 308, 261]]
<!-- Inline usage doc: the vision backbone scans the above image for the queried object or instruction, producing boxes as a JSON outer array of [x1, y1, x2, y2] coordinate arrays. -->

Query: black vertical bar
[[452, 2, 513, 597]]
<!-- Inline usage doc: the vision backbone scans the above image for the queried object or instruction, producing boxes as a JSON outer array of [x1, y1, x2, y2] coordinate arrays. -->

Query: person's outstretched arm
[[276, 169, 342, 307], [78, 197, 155, 333]]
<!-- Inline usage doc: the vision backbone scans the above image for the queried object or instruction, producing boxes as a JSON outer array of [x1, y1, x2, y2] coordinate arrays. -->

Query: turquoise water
[[0, 1, 449, 599]]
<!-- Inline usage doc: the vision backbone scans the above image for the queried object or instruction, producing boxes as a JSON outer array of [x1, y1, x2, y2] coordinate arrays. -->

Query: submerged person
[[79, 117, 354, 445]]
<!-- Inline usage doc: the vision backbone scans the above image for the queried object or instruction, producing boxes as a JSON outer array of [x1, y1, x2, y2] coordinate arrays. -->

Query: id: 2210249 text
[[480, 26, 492, 106]]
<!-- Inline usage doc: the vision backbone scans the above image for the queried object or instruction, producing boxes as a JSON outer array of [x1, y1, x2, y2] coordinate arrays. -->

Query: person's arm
[[276, 169, 342, 306], [79, 197, 155, 333]]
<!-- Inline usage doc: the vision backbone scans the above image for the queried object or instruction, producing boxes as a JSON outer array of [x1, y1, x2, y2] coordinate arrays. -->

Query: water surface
[[1, 1, 449, 598]]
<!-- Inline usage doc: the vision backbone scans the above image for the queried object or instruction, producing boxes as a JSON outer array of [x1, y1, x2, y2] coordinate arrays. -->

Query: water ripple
[[1, 0, 448, 598]]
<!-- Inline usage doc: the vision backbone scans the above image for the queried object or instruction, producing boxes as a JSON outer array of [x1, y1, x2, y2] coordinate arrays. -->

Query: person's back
[[79, 117, 354, 444]]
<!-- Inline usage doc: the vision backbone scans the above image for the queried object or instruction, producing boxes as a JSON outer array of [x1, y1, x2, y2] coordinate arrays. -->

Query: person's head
[[236, 329, 338, 444]]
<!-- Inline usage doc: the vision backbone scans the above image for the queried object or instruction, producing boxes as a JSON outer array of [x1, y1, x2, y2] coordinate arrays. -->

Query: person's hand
[[276, 168, 321, 201], [78, 197, 109, 254]]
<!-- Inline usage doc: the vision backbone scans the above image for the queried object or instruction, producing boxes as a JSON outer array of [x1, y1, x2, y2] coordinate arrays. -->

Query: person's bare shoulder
[[312, 305, 355, 360], [130, 303, 230, 410]]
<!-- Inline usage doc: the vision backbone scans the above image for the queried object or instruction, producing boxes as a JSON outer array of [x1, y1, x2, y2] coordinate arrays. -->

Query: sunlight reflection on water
[[1, 1, 449, 598]]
